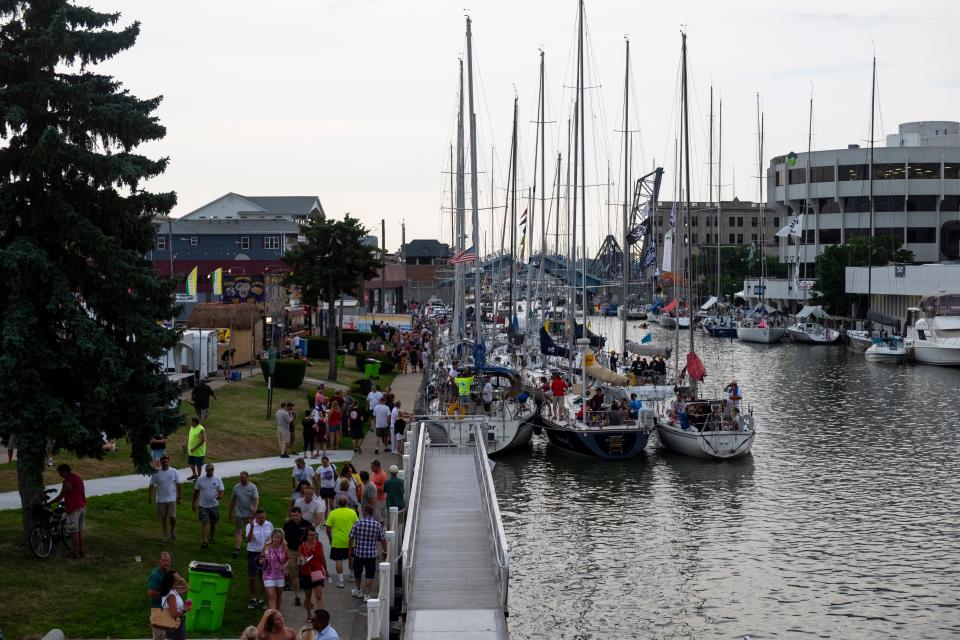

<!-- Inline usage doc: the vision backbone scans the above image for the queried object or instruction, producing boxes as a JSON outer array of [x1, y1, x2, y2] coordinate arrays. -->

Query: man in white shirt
[[366, 386, 383, 430], [191, 463, 224, 548], [276, 402, 294, 458], [372, 397, 392, 455], [245, 509, 273, 609], [147, 455, 180, 542], [482, 377, 495, 416], [294, 484, 325, 530]]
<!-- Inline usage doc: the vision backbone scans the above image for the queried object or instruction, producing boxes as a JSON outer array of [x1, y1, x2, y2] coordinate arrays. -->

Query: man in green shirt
[[384, 464, 405, 512], [324, 496, 359, 589], [187, 417, 206, 480], [147, 551, 182, 640]]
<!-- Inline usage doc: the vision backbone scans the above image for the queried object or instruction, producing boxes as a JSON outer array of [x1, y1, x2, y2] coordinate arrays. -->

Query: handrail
[[399, 420, 428, 608], [471, 422, 510, 615]]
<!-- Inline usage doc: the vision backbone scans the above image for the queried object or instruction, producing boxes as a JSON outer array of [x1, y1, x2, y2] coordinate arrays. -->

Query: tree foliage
[[697, 246, 787, 300], [282, 214, 382, 380], [0, 1, 180, 538], [812, 235, 914, 316]]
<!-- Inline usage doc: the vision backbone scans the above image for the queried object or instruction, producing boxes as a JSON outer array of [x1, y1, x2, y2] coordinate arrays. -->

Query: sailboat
[[655, 32, 756, 459]]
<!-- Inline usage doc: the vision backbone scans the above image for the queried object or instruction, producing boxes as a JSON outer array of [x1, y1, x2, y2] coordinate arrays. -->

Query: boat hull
[[658, 316, 677, 329], [787, 327, 841, 344], [737, 326, 787, 343], [864, 346, 906, 363], [487, 420, 536, 456], [911, 342, 960, 366], [705, 326, 737, 338], [541, 423, 649, 459], [655, 419, 754, 459], [846, 331, 873, 353]]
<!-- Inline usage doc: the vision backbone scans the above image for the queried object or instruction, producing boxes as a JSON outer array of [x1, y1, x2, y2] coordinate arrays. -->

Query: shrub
[[341, 330, 372, 350], [305, 336, 329, 358], [259, 358, 307, 389], [354, 351, 396, 375]]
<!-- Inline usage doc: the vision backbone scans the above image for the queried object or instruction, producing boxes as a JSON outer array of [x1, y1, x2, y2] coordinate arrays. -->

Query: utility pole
[[380, 218, 386, 313]]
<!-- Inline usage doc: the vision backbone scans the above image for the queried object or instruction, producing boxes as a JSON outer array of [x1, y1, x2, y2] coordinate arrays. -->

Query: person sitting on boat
[[730, 406, 743, 432], [606, 401, 624, 426], [627, 393, 642, 419], [676, 397, 689, 429]]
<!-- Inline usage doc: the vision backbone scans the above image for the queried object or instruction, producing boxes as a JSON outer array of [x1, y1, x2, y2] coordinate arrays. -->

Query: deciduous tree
[[813, 235, 913, 315]]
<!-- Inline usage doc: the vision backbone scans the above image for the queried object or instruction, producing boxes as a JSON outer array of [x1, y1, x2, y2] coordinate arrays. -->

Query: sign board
[[267, 348, 278, 375], [895, 265, 906, 278], [175, 293, 197, 303], [754, 285, 766, 296]]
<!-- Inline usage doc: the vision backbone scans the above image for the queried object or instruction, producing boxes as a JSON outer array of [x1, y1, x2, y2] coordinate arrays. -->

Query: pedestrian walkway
[[0, 452, 353, 511]]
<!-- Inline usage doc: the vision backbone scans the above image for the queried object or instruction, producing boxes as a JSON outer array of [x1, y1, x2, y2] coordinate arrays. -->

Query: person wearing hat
[[384, 465, 405, 512], [723, 378, 742, 411]]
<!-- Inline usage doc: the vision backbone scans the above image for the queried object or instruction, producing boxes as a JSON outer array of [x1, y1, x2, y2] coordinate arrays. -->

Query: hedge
[[354, 351, 396, 375], [305, 336, 329, 357], [259, 358, 307, 389], [342, 331, 373, 348]]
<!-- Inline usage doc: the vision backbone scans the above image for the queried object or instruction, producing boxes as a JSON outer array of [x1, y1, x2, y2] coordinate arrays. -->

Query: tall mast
[[466, 17, 481, 340], [708, 85, 714, 300], [509, 97, 519, 335], [577, 0, 587, 403], [538, 50, 547, 321], [681, 32, 695, 361], [867, 54, 876, 309], [527, 50, 544, 329], [804, 91, 813, 306], [455, 58, 466, 337], [620, 38, 630, 351], [716, 97, 722, 300], [449, 144, 454, 251], [756, 93, 765, 299]]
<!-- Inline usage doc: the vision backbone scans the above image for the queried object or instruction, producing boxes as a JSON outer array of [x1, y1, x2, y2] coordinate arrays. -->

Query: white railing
[[471, 422, 510, 614], [399, 421, 428, 610]]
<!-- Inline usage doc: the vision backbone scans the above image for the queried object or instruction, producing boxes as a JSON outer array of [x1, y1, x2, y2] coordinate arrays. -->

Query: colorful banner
[[222, 274, 265, 304], [185, 266, 197, 296], [211, 268, 223, 295]]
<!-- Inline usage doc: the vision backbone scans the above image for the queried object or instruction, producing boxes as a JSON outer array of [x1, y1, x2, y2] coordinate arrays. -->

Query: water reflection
[[494, 317, 960, 639]]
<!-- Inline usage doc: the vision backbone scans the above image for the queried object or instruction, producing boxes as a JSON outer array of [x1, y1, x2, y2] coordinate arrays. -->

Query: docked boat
[[846, 329, 875, 352], [787, 322, 841, 345], [906, 295, 960, 366], [655, 399, 755, 459], [737, 318, 787, 344], [537, 390, 654, 460], [702, 315, 737, 338], [658, 314, 677, 329], [864, 336, 906, 363]]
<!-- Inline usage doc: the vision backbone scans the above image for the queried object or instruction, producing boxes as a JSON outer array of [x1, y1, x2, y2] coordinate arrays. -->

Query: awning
[[796, 305, 829, 320], [700, 296, 718, 311]]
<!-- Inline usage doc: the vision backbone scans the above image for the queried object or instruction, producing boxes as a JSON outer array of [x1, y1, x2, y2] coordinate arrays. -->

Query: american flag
[[450, 246, 477, 264]]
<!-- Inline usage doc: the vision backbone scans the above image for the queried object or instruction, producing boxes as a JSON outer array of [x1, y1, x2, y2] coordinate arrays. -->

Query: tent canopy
[[796, 305, 830, 320], [700, 296, 718, 311], [747, 303, 778, 316]]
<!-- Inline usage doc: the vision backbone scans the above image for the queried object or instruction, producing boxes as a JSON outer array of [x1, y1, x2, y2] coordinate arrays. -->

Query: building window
[[706, 217, 712, 227], [810, 166, 835, 183], [156, 236, 166, 250], [189, 236, 198, 246], [944, 164, 959, 179], [908, 163, 940, 179], [691, 233, 698, 244], [873, 163, 905, 180], [875, 196, 905, 212], [240, 237, 250, 250], [775, 170, 785, 187], [691, 216, 698, 226], [773, 217, 780, 227], [941, 195, 960, 212], [737, 233, 744, 244], [657, 233, 663, 243], [736, 217, 743, 227], [907, 227, 936, 243], [751, 233, 758, 243], [820, 228, 841, 244], [751, 217, 758, 227], [728, 216, 735, 228], [264, 236, 281, 250], [907, 195, 938, 212], [729, 233, 735, 244], [788, 168, 806, 184], [876, 228, 905, 243], [843, 196, 870, 212], [838, 164, 868, 181]]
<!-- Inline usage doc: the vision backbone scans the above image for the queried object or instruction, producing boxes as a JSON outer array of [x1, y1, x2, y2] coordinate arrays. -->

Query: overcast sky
[[88, 0, 959, 253]]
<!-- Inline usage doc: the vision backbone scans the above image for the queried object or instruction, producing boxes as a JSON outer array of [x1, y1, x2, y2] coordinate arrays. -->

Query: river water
[[492, 317, 960, 639]]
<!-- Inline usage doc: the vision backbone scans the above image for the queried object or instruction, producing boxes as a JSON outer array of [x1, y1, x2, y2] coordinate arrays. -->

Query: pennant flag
[[451, 246, 477, 264], [519, 234, 526, 260], [519, 208, 528, 225], [775, 214, 804, 238], [661, 230, 673, 272], [185, 266, 198, 295], [211, 268, 223, 295], [643, 236, 657, 267], [641, 332, 653, 344], [626, 223, 645, 244]]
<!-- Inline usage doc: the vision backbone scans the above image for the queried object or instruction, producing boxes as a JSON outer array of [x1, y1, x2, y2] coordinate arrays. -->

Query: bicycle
[[28, 488, 73, 558]]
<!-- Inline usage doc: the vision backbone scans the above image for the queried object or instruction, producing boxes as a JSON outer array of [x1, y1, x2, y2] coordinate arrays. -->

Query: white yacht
[[864, 336, 907, 363], [655, 398, 755, 459], [906, 296, 960, 366], [787, 322, 841, 345], [737, 318, 787, 344]]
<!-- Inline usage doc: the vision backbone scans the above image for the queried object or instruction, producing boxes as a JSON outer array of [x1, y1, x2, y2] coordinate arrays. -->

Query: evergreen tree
[[813, 235, 913, 315], [0, 1, 180, 542], [283, 214, 382, 380]]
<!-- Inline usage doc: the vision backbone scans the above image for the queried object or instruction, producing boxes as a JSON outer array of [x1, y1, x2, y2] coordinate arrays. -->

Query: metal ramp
[[402, 419, 509, 639]]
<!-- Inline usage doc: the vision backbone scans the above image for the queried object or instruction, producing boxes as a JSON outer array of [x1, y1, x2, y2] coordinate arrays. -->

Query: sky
[[86, 0, 960, 254]]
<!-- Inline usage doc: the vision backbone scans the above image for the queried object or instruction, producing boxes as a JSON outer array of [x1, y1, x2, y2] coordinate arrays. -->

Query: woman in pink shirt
[[259, 530, 288, 610]]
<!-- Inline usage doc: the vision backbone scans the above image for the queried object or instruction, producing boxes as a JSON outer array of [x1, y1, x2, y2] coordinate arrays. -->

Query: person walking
[[325, 496, 358, 588], [229, 472, 259, 558], [327, 401, 342, 450], [347, 406, 364, 454], [158, 569, 190, 640], [372, 397, 391, 455], [297, 528, 327, 618], [332, 478, 358, 512], [192, 464, 224, 548], [276, 402, 294, 458], [190, 378, 217, 421], [150, 433, 168, 471], [260, 529, 288, 611], [291, 458, 315, 494], [384, 465, 405, 514], [348, 506, 387, 600], [369, 460, 388, 523], [315, 456, 338, 513], [245, 509, 273, 609], [282, 507, 313, 607], [148, 551, 184, 640], [48, 463, 86, 558], [391, 401, 409, 455], [300, 411, 316, 459], [294, 484, 325, 531], [359, 471, 377, 521], [186, 417, 206, 481], [310, 609, 339, 640], [148, 455, 180, 542], [366, 386, 383, 430]]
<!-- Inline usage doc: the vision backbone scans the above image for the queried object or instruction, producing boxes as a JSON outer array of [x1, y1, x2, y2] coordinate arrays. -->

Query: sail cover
[[539, 327, 570, 358], [796, 305, 829, 319], [574, 324, 606, 348], [625, 340, 672, 359], [686, 351, 706, 382], [867, 309, 901, 329], [700, 296, 719, 311], [663, 299, 679, 313]]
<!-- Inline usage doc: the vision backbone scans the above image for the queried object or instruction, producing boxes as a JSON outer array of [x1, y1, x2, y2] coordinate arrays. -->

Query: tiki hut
[[186, 303, 264, 366]]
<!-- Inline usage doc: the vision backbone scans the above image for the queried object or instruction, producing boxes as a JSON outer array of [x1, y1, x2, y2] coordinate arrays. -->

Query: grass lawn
[[0, 467, 307, 640], [0, 370, 385, 493], [303, 357, 396, 391]]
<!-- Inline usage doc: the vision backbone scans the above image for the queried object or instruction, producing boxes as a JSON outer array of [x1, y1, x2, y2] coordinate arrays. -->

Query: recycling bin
[[185, 561, 232, 632], [364, 361, 381, 379], [336, 354, 346, 368]]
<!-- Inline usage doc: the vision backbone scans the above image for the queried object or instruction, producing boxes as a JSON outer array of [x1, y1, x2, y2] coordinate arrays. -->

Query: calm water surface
[[493, 317, 960, 639]]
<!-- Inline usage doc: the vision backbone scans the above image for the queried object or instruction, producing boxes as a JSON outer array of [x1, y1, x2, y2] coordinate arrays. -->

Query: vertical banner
[[185, 266, 198, 295], [661, 230, 673, 273]]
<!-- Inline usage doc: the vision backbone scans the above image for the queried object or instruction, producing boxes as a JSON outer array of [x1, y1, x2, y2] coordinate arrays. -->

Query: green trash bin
[[185, 560, 233, 632], [336, 354, 346, 368], [364, 361, 381, 379]]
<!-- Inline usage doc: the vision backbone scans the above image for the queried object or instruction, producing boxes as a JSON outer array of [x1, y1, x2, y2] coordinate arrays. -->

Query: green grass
[[303, 357, 396, 390], [0, 376, 356, 493], [0, 467, 299, 640]]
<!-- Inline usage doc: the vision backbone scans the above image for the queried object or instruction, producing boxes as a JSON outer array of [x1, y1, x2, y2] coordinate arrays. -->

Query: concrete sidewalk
[[0, 452, 354, 511]]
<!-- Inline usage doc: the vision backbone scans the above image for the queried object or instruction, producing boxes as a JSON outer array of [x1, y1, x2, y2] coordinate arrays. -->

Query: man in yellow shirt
[[187, 417, 207, 481], [324, 496, 359, 588]]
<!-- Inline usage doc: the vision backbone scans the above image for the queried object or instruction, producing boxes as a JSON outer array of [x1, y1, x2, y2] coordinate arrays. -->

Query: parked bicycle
[[28, 488, 73, 558]]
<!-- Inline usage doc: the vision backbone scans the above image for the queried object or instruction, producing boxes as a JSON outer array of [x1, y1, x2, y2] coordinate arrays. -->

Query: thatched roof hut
[[186, 303, 262, 329]]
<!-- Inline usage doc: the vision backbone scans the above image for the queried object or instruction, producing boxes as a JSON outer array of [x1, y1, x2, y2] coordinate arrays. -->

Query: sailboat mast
[[455, 59, 466, 337], [509, 97, 519, 334], [449, 144, 454, 251], [577, 0, 587, 402], [804, 91, 813, 306], [756, 93, 765, 300], [539, 50, 547, 322], [466, 17, 481, 340], [709, 85, 714, 300], [867, 54, 876, 309], [681, 32, 695, 358], [716, 97, 722, 300], [621, 38, 630, 352]]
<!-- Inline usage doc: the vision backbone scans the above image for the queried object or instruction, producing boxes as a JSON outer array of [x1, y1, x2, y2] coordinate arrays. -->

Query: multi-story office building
[[768, 120, 960, 266]]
